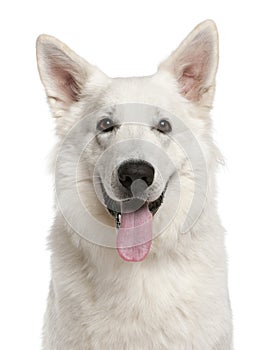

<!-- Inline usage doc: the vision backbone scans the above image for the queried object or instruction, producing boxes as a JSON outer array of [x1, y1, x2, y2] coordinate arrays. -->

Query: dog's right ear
[[36, 35, 106, 118]]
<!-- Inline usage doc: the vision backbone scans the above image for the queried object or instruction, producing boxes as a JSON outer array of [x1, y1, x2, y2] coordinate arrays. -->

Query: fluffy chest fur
[[43, 212, 232, 350]]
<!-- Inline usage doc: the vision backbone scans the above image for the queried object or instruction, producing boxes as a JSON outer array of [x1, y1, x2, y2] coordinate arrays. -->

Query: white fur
[[37, 20, 233, 349]]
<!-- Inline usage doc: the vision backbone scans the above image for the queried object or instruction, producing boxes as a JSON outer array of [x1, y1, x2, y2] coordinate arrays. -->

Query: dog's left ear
[[158, 20, 219, 105]]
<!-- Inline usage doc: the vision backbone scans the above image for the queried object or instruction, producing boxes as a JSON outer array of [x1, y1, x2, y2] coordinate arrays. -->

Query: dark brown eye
[[157, 119, 172, 133], [97, 118, 115, 132]]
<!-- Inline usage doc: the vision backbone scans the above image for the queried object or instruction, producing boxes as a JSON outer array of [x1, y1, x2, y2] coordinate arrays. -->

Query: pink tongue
[[117, 205, 153, 262]]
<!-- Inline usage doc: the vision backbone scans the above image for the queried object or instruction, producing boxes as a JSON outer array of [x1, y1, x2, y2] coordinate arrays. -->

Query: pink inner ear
[[51, 65, 80, 104], [181, 69, 197, 97], [178, 49, 211, 101]]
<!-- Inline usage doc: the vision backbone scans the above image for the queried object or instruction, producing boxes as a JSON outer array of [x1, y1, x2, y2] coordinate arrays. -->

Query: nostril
[[141, 176, 153, 187], [119, 174, 133, 189]]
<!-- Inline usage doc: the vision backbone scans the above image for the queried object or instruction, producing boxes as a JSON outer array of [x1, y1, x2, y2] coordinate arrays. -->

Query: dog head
[[37, 20, 219, 262]]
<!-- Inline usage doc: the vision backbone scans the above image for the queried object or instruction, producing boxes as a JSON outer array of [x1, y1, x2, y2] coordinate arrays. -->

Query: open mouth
[[100, 182, 166, 263], [102, 186, 165, 228]]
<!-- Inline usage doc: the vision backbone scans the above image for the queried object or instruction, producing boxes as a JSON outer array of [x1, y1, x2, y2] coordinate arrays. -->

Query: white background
[[1, 1, 263, 349]]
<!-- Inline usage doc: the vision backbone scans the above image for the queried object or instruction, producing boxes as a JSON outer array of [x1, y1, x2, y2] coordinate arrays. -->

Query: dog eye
[[157, 119, 172, 133], [97, 118, 115, 132]]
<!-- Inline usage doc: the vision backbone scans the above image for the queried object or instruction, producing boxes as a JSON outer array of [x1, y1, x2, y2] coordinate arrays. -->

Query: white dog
[[37, 20, 233, 349]]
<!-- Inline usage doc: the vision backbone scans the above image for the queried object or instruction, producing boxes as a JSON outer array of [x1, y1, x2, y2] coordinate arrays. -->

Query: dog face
[[37, 20, 219, 262]]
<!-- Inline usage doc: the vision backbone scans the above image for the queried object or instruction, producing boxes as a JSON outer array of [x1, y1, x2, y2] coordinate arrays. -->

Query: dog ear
[[158, 20, 219, 104], [36, 35, 102, 117]]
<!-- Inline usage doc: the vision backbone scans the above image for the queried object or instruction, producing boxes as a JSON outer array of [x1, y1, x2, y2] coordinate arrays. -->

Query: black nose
[[118, 160, 155, 191]]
